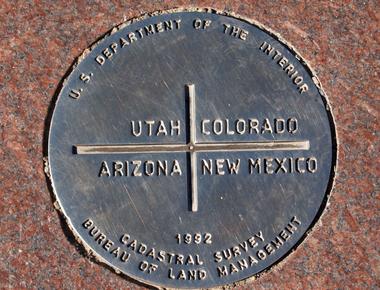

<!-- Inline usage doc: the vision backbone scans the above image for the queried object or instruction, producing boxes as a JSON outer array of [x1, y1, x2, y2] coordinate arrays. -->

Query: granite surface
[[0, 0, 379, 289]]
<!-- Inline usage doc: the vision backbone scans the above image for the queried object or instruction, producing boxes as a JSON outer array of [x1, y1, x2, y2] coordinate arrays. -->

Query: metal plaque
[[47, 9, 337, 289]]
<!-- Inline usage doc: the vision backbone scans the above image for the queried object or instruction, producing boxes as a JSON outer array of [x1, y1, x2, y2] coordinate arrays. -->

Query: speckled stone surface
[[0, 1, 379, 289]]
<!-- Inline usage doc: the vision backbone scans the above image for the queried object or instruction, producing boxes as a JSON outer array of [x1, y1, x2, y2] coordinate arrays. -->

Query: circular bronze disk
[[48, 9, 337, 289]]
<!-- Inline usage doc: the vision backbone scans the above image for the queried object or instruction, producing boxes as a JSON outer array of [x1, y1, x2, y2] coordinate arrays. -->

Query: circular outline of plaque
[[46, 8, 337, 289]]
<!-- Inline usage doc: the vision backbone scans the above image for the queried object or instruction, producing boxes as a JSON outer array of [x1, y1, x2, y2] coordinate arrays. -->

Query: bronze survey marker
[[48, 10, 336, 289]]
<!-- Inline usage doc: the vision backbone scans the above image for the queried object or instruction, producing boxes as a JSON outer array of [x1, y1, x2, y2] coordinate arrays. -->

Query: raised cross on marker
[[74, 84, 310, 212]]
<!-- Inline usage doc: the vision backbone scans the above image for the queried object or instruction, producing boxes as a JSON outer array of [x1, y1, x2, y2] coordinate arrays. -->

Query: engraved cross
[[74, 84, 309, 212]]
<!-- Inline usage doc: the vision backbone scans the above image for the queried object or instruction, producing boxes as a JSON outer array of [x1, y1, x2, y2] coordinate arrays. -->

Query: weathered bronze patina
[[47, 9, 336, 288]]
